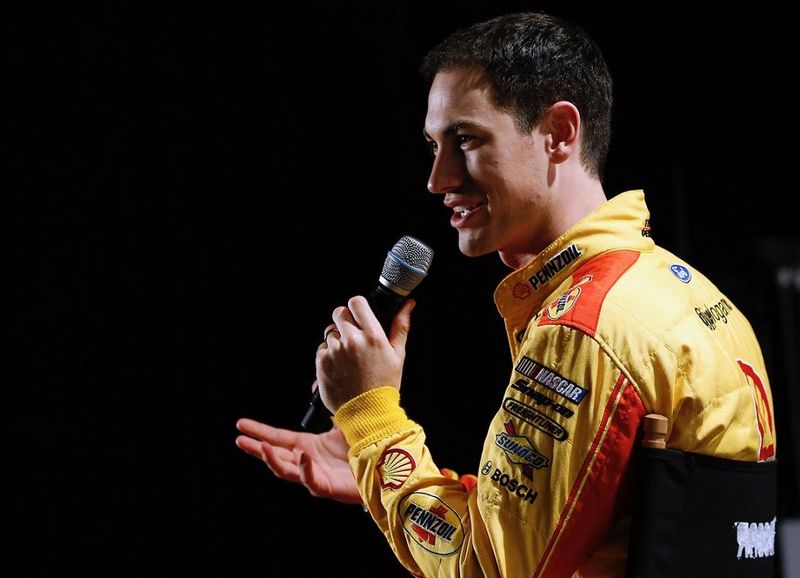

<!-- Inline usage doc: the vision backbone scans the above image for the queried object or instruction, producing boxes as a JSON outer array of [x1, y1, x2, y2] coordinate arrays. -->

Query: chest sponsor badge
[[515, 357, 589, 404], [495, 420, 550, 480]]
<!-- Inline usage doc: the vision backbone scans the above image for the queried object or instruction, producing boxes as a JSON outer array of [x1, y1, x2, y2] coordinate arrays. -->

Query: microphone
[[300, 235, 434, 432]]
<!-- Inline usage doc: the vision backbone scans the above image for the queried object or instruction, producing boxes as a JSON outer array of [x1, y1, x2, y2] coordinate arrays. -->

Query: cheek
[[465, 151, 502, 182], [503, 148, 546, 193], [464, 141, 542, 193]]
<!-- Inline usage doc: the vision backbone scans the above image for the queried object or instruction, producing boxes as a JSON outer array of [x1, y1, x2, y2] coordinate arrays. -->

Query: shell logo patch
[[512, 282, 532, 300], [377, 448, 416, 490], [399, 492, 464, 556]]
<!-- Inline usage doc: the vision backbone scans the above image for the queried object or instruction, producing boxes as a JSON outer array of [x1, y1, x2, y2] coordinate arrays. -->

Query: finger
[[236, 419, 306, 450], [235, 435, 264, 459], [260, 442, 302, 483], [345, 295, 383, 335], [236, 417, 278, 440], [322, 323, 340, 343], [237, 434, 294, 466], [259, 441, 299, 464], [388, 298, 415, 353], [332, 303, 360, 339]]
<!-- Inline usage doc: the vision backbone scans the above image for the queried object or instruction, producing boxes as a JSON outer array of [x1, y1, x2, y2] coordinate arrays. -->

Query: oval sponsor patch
[[546, 286, 582, 320], [503, 397, 569, 441], [399, 492, 464, 556], [670, 263, 692, 283]]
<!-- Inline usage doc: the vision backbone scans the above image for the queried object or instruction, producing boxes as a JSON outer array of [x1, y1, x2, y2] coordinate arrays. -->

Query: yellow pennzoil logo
[[399, 492, 464, 556]]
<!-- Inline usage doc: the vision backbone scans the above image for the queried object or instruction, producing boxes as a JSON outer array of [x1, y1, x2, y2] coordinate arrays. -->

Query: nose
[[427, 147, 465, 194]]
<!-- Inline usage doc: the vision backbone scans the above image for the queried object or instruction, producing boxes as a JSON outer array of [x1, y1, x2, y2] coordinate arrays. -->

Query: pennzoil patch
[[399, 492, 465, 556]]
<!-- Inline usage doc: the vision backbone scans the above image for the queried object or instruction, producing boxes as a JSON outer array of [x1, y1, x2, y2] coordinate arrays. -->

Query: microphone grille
[[381, 235, 434, 295]]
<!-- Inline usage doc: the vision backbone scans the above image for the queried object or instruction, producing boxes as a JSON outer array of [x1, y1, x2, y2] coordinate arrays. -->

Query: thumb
[[388, 298, 415, 353]]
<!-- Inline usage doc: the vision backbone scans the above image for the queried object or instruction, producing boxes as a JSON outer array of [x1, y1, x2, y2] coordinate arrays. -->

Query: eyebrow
[[422, 121, 482, 140]]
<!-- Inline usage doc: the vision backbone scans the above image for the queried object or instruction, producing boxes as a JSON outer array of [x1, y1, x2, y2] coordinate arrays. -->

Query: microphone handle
[[300, 389, 329, 432], [300, 284, 406, 432]]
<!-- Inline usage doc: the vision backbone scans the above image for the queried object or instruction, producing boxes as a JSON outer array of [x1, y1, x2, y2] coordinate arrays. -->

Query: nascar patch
[[515, 357, 589, 404]]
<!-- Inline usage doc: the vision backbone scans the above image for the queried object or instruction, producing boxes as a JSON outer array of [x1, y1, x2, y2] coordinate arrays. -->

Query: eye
[[457, 134, 475, 148]]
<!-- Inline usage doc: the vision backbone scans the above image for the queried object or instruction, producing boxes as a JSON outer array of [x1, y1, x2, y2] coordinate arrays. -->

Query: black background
[[6, 1, 798, 576]]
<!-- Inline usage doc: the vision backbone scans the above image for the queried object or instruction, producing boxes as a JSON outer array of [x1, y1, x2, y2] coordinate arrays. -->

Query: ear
[[543, 101, 580, 164]]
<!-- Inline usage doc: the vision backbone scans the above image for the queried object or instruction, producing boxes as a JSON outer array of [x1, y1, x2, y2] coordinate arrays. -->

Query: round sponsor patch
[[399, 492, 464, 556], [669, 263, 692, 283], [377, 448, 416, 490], [546, 286, 582, 320]]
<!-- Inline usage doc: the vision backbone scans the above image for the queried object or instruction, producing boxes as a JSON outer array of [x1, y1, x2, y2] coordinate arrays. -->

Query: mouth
[[450, 201, 487, 228], [454, 203, 483, 217]]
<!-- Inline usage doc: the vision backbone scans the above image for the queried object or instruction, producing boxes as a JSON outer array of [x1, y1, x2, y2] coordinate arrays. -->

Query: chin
[[458, 234, 494, 258]]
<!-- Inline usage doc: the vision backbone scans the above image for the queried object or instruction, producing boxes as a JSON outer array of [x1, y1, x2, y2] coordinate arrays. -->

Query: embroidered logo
[[486, 466, 539, 504], [503, 397, 569, 441], [514, 357, 589, 404], [377, 448, 416, 490], [528, 244, 582, 290], [400, 492, 465, 556], [670, 263, 692, 283], [495, 421, 550, 479], [510, 379, 575, 418], [695, 298, 733, 331], [543, 274, 593, 321], [512, 282, 532, 300], [546, 286, 582, 320]]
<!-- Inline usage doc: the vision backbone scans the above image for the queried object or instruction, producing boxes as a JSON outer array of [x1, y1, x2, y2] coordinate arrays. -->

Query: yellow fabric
[[333, 190, 776, 578], [335, 387, 415, 456]]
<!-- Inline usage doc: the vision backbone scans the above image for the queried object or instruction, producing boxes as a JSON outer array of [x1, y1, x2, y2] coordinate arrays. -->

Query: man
[[236, 11, 776, 577]]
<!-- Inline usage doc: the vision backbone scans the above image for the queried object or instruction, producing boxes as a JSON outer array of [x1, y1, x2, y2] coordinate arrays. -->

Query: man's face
[[424, 67, 552, 267]]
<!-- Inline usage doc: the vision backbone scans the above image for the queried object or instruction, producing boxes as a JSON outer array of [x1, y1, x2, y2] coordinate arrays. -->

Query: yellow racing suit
[[333, 190, 776, 578]]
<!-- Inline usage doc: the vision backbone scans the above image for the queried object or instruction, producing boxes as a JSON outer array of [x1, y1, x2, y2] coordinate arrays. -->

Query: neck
[[499, 173, 607, 270]]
